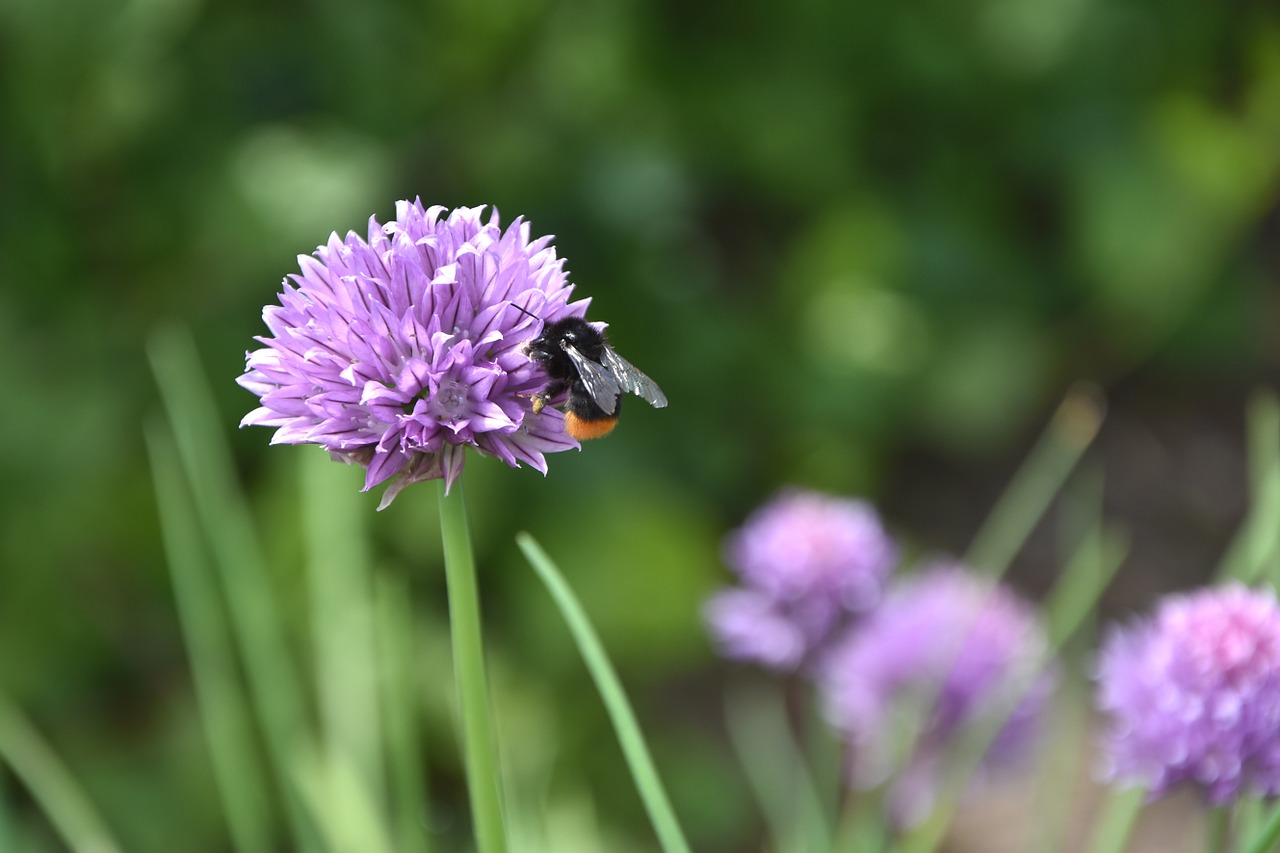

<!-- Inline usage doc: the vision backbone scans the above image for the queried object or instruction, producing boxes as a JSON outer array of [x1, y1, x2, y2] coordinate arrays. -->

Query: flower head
[[1096, 583, 1280, 804], [818, 563, 1053, 823], [704, 488, 897, 670], [703, 588, 811, 671], [238, 201, 586, 506]]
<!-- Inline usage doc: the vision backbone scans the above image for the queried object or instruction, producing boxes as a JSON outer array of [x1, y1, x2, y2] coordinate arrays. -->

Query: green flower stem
[[724, 682, 830, 853], [893, 444, 1117, 853], [438, 481, 507, 853], [1237, 797, 1264, 852], [903, 498, 1124, 853], [1045, 525, 1129, 649], [1217, 391, 1280, 584], [1085, 786, 1145, 853], [1208, 806, 1231, 853], [1243, 800, 1280, 853], [0, 695, 122, 853], [833, 790, 888, 853], [966, 386, 1104, 576], [516, 532, 691, 853]]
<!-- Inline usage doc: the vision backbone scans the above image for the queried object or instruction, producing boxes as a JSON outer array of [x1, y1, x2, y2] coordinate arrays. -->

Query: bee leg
[[525, 380, 567, 415]]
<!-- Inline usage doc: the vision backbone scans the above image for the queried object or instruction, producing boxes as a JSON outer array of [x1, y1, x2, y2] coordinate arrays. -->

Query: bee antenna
[[508, 302, 542, 320]]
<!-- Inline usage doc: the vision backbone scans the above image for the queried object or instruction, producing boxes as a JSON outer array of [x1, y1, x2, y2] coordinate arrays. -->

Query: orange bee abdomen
[[564, 411, 618, 440]]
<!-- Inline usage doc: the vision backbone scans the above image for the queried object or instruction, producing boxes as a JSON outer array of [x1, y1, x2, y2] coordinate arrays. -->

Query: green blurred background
[[2, 0, 1279, 849]]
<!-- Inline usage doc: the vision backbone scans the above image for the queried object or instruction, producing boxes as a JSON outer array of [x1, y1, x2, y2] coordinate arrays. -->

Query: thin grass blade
[[1032, 675, 1094, 853], [145, 420, 273, 853], [1085, 786, 1145, 853], [301, 451, 387, 834], [292, 743, 396, 853], [1242, 798, 1280, 853], [1217, 391, 1280, 584], [966, 386, 1105, 577], [147, 325, 318, 850], [0, 785, 12, 852], [375, 575, 433, 853], [0, 696, 121, 853], [901, 473, 1122, 853], [1237, 796, 1264, 853], [1044, 526, 1129, 650], [516, 532, 691, 853]]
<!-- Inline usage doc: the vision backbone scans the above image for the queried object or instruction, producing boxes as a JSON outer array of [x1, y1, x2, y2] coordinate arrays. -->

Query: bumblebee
[[524, 315, 667, 440]]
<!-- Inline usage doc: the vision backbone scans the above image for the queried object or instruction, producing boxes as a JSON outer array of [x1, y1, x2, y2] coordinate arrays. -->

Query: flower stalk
[[1085, 786, 1144, 853], [438, 481, 507, 853], [1208, 807, 1231, 853], [1244, 801, 1280, 853]]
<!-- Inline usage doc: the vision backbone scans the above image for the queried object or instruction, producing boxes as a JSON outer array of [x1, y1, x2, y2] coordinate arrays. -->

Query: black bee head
[[526, 317, 596, 360], [525, 332, 555, 363]]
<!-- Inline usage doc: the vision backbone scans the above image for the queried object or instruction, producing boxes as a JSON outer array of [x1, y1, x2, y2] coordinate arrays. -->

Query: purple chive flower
[[819, 563, 1053, 824], [703, 588, 811, 671], [238, 201, 586, 507], [1096, 583, 1280, 804], [704, 489, 897, 670]]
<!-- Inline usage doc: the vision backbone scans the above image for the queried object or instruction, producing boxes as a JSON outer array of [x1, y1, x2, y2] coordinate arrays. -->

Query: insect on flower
[[236, 202, 588, 506], [518, 308, 667, 440]]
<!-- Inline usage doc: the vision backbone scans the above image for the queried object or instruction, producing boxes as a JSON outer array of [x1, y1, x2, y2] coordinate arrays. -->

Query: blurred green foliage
[[2, 0, 1278, 848]]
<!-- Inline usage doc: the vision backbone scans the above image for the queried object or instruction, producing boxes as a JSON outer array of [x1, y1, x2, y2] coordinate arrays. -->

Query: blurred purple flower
[[703, 588, 809, 671], [818, 563, 1053, 824], [1096, 583, 1280, 804], [704, 489, 897, 670], [238, 201, 587, 507]]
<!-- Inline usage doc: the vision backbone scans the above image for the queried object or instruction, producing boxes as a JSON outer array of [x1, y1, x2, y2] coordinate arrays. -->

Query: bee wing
[[563, 343, 624, 415], [603, 347, 668, 408]]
